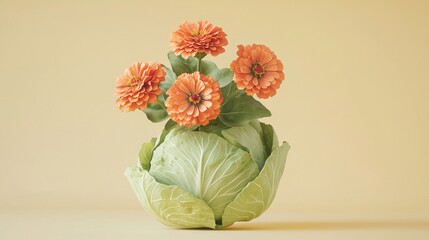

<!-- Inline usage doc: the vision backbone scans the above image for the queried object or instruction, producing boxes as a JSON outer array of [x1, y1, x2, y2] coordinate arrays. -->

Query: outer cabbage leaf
[[139, 137, 156, 170], [125, 166, 216, 229], [249, 120, 263, 135], [222, 123, 268, 170], [149, 129, 259, 223], [260, 122, 279, 152], [221, 141, 290, 228]]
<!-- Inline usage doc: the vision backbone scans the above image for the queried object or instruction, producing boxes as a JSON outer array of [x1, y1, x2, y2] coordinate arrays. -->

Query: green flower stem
[[195, 52, 207, 72], [198, 57, 202, 72]]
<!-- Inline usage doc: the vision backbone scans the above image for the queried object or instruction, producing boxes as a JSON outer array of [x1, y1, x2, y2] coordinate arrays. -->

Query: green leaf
[[125, 167, 216, 229], [167, 51, 219, 77], [210, 68, 233, 87], [219, 91, 271, 127], [167, 51, 197, 76], [139, 138, 157, 170], [221, 141, 290, 228], [142, 95, 168, 123], [198, 119, 229, 136], [199, 60, 219, 76], [159, 66, 176, 92], [222, 123, 268, 170], [220, 81, 238, 99], [164, 118, 177, 131], [149, 129, 259, 223]]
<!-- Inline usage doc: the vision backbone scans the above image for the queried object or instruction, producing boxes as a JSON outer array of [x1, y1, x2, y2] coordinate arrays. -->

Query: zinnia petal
[[170, 21, 228, 59], [166, 72, 222, 127], [115, 62, 165, 112], [230, 44, 285, 99]]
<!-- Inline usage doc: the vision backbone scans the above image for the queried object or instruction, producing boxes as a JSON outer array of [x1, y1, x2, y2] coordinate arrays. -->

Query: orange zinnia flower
[[230, 44, 285, 99], [170, 21, 228, 59], [115, 62, 165, 112], [166, 72, 223, 127]]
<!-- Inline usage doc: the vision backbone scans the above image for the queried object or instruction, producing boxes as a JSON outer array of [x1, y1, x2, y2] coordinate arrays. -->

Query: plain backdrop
[[1, 0, 428, 217]]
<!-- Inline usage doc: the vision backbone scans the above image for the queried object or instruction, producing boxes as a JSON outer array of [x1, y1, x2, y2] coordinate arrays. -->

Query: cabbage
[[125, 120, 290, 229]]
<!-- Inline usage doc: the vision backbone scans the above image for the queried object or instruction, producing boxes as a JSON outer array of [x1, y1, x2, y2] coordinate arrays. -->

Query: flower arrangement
[[116, 21, 290, 229]]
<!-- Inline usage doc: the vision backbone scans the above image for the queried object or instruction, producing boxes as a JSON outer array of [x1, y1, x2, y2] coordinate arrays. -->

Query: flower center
[[191, 29, 204, 37], [127, 76, 142, 87], [188, 93, 201, 104], [252, 64, 265, 78]]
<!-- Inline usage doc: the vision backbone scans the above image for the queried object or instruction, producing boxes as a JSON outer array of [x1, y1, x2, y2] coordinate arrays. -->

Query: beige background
[[1, 0, 429, 220]]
